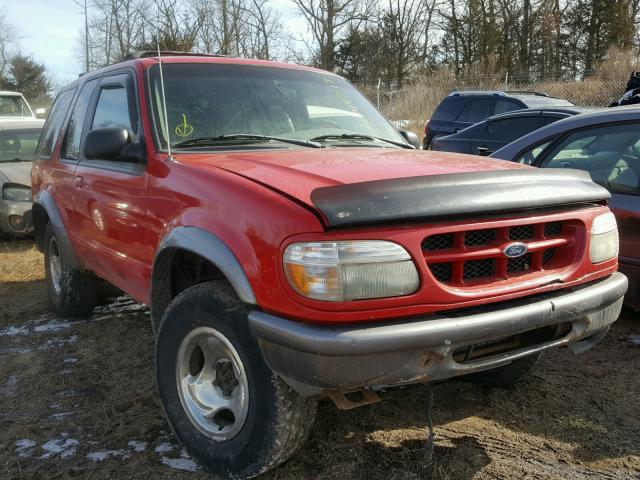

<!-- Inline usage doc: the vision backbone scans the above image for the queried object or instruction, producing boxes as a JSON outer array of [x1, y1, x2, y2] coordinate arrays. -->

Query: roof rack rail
[[448, 90, 506, 97], [124, 51, 228, 60], [505, 90, 550, 97]]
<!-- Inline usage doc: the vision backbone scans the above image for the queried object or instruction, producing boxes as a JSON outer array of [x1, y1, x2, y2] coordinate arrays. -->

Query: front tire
[[44, 223, 98, 317], [155, 281, 317, 479]]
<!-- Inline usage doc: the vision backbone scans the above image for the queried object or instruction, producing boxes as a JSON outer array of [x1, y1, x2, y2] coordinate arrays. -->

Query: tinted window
[[0, 129, 42, 162], [36, 89, 74, 158], [487, 116, 539, 141], [92, 86, 133, 132], [456, 99, 491, 123], [431, 97, 466, 121], [62, 79, 98, 160], [494, 99, 522, 115], [543, 123, 640, 195]]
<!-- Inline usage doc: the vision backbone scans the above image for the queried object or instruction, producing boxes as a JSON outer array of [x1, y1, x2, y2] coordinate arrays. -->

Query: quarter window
[[36, 89, 74, 158], [494, 99, 522, 115], [62, 79, 98, 160]]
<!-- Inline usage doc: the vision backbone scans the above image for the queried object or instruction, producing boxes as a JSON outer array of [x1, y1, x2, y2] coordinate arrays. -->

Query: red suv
[[32, 53, 626, 479]]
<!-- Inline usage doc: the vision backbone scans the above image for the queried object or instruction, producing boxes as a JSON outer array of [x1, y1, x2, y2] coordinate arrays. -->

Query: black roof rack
[[125, 51, 228, 60], [505, 90, 550, 97], [449, 90, 506, 97]]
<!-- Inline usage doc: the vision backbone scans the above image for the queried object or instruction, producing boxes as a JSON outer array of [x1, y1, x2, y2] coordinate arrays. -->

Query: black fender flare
[[150, 226, 257, 328], [33, 190, 82, 270]]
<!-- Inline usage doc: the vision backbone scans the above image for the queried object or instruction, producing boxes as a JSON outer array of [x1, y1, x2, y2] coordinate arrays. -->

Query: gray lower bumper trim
[[249, 273, 628, 357]]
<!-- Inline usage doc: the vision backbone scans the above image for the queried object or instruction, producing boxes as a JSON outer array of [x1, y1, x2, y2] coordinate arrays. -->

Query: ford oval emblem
[[503, 242, 528, 258]]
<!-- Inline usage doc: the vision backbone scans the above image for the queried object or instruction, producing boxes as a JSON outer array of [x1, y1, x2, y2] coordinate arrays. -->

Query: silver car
[[0, 119, 44, 236]]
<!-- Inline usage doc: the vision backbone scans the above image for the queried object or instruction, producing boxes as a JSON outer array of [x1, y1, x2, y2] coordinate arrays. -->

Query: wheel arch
[[33, 190, 82, 269], [151, 226, 257, 329]]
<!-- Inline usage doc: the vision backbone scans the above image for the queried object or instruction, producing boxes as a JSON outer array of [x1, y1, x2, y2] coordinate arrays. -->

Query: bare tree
[[292, 0, 371, 70], [0, 7, 18, 79]]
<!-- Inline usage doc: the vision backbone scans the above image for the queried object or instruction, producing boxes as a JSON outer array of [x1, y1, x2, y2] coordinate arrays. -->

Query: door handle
[[74, 175, 84, 188], [476, 146, 491, 155]]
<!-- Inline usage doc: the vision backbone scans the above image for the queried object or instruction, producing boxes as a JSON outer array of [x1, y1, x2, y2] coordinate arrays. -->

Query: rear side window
[[494, 99, 522, 115], [92, 86, 133, 132], [36, 89, 74, 158], [487, 116, 540, 141], [62, 79, 98, 160], [456, 99, 491, 123], [431, 98, 465, 121]]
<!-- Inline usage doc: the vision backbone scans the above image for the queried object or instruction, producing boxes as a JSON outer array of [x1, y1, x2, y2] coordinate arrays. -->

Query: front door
[[72, 72, 151, 301]]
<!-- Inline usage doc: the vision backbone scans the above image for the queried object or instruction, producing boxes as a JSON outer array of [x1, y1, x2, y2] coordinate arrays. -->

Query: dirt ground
[[1, 239, 639, 480]]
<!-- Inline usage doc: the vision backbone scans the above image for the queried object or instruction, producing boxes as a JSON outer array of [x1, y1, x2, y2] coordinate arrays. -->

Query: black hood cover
[[310, 168, 610, 228]]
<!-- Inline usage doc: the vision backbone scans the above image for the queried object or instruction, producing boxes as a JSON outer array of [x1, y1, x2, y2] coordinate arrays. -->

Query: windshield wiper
[[173, 134, 323, 149], [309, 133, 413, 149]]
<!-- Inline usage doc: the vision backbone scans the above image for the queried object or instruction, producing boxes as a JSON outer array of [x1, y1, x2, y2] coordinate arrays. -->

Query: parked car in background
[[0, 91, 36, 119], [492, 107, 640, 309], [0, 119, 44, 236], [424, 90, 574, 149], [431, 108, 593, 156]]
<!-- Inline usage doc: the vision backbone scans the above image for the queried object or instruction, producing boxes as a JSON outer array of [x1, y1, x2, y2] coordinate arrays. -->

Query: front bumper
[[0, 199, 32, 235], [249, 273, 627, 396]]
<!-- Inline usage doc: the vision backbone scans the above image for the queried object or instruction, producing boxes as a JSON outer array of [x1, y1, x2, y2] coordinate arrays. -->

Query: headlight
[[590, 212, 618, 263], [283, 240, 419, 301], [2, 185, 32, 202]]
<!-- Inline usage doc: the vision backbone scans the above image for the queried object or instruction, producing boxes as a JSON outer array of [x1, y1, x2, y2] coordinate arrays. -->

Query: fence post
[[377, 78, 381, 108], [504, 72, 509, 91]]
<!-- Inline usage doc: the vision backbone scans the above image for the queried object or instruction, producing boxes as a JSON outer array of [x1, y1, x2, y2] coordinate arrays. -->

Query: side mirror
[[398, 130, 421, 149], [34, 107, 46, 118], [84, 128, 133, 160]]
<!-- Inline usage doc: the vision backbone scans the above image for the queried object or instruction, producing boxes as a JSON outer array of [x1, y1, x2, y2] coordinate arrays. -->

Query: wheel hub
[[176, 326, 249, 441]]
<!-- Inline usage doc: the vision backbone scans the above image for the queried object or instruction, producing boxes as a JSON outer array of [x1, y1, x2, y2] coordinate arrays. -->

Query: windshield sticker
[[175, 114, 194, 137]]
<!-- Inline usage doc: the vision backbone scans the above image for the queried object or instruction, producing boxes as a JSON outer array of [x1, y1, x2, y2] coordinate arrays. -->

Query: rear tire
[[464, 353, 541, 388], [44, 222, 98, 317], [155, 281, 317, 479]]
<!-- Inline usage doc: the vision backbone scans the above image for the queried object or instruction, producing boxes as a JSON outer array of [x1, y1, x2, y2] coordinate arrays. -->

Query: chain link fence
[[359, 71, 630, 133]]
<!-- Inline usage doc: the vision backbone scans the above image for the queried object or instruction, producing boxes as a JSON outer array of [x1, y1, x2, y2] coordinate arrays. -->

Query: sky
[[2, 0, 308, 88]]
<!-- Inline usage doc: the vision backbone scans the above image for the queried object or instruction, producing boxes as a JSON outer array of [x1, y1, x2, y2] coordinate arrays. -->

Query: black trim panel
[[310, 168, 610, 227]]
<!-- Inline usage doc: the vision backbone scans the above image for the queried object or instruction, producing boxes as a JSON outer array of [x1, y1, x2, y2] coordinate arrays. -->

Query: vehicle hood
[[184, 148, 609, 227], [0, 161, 31, 186], [190, 148, 526, 203]]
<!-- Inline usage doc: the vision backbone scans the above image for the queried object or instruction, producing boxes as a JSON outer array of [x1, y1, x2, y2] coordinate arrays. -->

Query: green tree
[[2, 54, 51, 104]]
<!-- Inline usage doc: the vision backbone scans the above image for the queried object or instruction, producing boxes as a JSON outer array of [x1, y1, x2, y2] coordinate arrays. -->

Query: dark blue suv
[[424, 91, 574, 149]]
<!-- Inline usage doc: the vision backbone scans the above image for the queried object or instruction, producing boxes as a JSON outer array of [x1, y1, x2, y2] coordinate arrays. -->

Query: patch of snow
[[160, 447, 199, 472], [0, 325, 28, 336], [14, 439, 36, 458], [155, 441, 175, 454], [628, 334, 640, 346], [41, 335, 78, 349], [40, 437, 79, 459], [161, 455, 198, 472], [0, 375, 18, 397], [87, 449, 127, 462], [49, 412, 74, 421], [63, 357, 78, 364], [128, 440, 147, 452], [34, 320, 74, 333], [60, 369, 73, 375]]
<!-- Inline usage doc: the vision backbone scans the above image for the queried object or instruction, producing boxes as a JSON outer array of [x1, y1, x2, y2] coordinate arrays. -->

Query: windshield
[[0, 129, 41, 162], [148, 63, 404, 150], [0, 96, 32, 117]]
